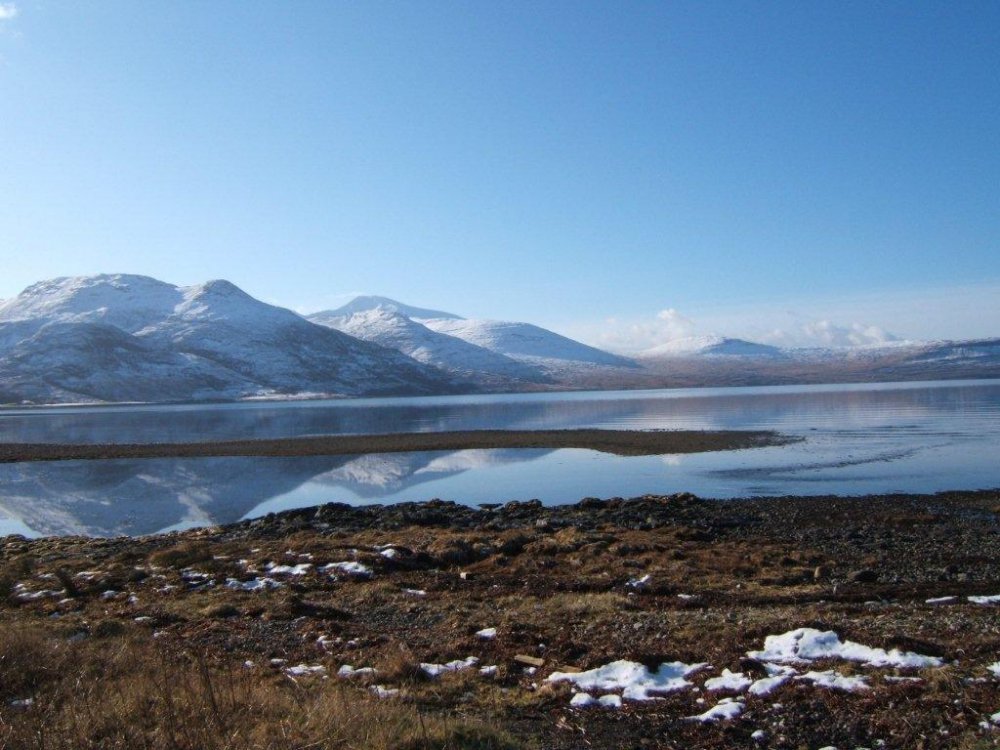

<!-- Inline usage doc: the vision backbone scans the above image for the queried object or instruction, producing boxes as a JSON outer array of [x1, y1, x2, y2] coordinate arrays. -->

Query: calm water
[[0, 379, 997, 538]]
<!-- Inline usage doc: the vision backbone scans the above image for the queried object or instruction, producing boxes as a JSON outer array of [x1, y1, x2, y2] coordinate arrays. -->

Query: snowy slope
[[638, 336, 786, 359], [0, 321, 257, 404], [312, 295, 462, 323], [0, 275, 455, 404], [310, 308, 548, 385], [423, 318, 635, 369]]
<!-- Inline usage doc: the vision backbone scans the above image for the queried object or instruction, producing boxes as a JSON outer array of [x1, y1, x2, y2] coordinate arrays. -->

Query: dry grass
[[0, 628, 520, 750]]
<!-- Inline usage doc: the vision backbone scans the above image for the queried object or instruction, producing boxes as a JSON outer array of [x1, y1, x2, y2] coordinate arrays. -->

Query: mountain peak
[[314, 295, 463, 322]]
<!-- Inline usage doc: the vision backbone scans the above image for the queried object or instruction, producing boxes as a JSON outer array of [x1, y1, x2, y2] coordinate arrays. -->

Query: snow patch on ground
[[322, 562, 373, 579], [266, 562, 312, 575], [225, 577, 282, 591], [797, 670, 870, 692], [285, 664, 327, 677], [748, 628, 942, 668], [420, 657, 479, 677], [968, 595, 1000, 605], [337, 665, 376, 678], [570, 692, 623, 709], [688, 697, 744, 722], [547, 659, 708, 701], [704, 669, 752, 692]]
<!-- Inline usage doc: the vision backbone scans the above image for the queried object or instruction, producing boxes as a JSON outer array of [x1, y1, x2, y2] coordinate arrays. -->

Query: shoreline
[[0, 427, 789, 463]]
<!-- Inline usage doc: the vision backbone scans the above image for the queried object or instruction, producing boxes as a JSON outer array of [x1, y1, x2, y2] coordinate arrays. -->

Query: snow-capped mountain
[[0, 275, 455, 405], [638, 335, 786, 359], [0, 275, 995, 406], [309, 307, 548, 386], [422, 318, 636, 371], [311, 295, 462, 323], [310, 296, 636, 384]]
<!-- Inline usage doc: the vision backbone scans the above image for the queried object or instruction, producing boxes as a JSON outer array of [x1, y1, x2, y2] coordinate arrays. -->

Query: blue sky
[[0, 1, 997, 350]]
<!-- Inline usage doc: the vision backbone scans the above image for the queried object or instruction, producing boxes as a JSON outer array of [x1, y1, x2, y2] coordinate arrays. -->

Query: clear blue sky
[[0, 1, 997, 348]]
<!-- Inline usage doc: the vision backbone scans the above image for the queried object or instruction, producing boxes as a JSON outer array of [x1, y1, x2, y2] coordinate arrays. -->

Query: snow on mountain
[[0, 321, 256, 404], [311, 295, 463, 323], [310, 307, 548, 386], [0, 274, 183, 336], [422, 318, 636, 370], [0, 275, 455, 404], [638, 336, 786, 359]]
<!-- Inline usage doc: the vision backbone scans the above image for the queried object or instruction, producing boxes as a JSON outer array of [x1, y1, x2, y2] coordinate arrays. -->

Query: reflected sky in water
[[0, 379, 997, 537]]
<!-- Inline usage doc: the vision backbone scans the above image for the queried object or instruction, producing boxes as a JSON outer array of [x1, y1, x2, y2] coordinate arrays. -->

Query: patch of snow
[[688, 697, 744, 722], [987, 662, 1000, 679], [285, 664, 327, 677], [371, 685, 400, 699], [748, 628, 942, 668], [751, 729, 766, 742], [479, 665, 498, 676], [884, 675, 922, 683], [100, 590, 119, 600], [476, 627, 497, 640], [265, 562, 312, 575], [704, 669, 752, 692], [380, 548, 400, 559], [337, 665, 376, 678], [925, 596, 958, 604], [797, 670, 870, 692], [322, 562, 373, 579], [547, 659, 708, 700], [225, 577, 283, 592], [570, 692, 623, 709], [627, 574, 651, 589], [748, 675, 791, 696], [420, 656, 479, 677], [403, 588, 427, 596], [968, 595, 1000, 605]]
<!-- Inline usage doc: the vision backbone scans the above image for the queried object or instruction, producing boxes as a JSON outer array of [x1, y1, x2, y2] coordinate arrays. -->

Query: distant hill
[[638, 335, 786, 359], [309, 307, 549, 387], [422, 318, 637, 371]]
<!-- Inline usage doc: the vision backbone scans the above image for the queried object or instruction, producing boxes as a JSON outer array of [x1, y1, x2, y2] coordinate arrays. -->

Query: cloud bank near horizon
[[562, 281, 1000, 353]]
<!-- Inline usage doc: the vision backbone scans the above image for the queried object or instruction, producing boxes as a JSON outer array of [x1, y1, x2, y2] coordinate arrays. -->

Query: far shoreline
[[0, 428, 791, 463]]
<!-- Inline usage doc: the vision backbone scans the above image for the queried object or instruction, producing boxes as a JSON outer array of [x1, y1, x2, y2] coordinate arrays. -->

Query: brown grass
[[0, 628, 520, 750]]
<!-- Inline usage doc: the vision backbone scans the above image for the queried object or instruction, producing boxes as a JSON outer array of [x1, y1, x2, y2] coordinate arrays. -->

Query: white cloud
[[575, 308, 899, 353], [0, 3, 17, 21], [581, 307, 697, 353], [560, 280, 1000, 353], [759, 320, 898, 348]]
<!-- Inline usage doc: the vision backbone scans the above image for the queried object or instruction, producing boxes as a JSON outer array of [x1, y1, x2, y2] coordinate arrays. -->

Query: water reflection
[[0, 380, 997, 537], [0, 449, 552, 537]]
